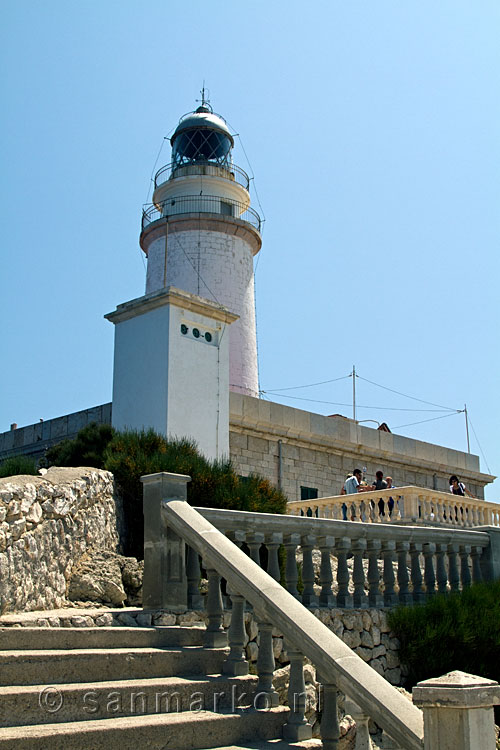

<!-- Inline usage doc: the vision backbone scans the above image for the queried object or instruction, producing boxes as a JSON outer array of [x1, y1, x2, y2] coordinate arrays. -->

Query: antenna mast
[[352, 365, 356, 421]]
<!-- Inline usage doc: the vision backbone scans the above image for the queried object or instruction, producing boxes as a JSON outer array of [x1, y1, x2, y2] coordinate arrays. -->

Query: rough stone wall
[[0, 468, 119, 614]]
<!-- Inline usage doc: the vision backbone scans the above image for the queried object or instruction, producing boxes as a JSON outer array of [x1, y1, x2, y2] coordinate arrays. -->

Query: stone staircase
[[0, 625, 321, 750]]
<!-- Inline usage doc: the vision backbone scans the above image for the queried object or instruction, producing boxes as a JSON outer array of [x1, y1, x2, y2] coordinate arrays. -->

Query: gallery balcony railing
[[288, 486, 500, 528], [154, 161, 250, 191], [141, 194, 261, 233]]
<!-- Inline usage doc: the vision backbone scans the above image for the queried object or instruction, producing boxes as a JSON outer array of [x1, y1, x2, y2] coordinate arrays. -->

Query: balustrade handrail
[[141, 194, 261, 233], [162, 497, 424, 750], [155, 161, 250, 191], [196, 506, 491, 548], [287, 485, 500, 528]]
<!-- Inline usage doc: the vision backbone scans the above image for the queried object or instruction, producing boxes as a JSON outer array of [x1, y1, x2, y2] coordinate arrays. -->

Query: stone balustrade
[[287, 486, 500, 528], [195, 507, 496, 610], [142, 473, 500, 750]]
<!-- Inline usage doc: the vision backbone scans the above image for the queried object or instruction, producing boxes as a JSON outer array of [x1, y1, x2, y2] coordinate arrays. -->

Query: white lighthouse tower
[[106, 98, 261, 459], [140, 97, 262, 398]]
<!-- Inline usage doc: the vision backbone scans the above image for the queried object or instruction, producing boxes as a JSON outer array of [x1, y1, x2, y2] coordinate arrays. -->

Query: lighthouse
[[105, 98, 261, 458], [140, 98, 262, 398]]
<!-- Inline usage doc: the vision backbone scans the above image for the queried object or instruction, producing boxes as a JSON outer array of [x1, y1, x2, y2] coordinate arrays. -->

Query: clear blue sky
[[1, 1, 499, 498]]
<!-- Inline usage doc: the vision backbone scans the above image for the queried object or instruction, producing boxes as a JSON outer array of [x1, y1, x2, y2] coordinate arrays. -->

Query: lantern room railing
[[141, 194, 261, 233], [154, 161, 250, 191]]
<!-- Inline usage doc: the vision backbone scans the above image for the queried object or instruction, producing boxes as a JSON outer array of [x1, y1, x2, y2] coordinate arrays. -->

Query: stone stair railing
[[142, 472, 500, 749], [181, 508, 497, 612], [287, 486, 500, 528]]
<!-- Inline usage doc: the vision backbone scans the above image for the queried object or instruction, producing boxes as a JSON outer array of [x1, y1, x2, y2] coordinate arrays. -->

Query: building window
[[300, 486, 318, 500], [300, 486, 318, 517]]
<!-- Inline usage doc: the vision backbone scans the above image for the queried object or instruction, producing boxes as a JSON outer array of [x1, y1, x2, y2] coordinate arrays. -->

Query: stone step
[[0, 646, 227, 686], [0, 706, 290, 750], [0, 626, 205, 650], [0, 674, 259, 726], [213, 742, 322, 749]]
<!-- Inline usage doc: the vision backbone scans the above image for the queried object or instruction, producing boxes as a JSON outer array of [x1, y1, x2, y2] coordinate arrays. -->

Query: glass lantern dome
[[170, 105, 234, 170]]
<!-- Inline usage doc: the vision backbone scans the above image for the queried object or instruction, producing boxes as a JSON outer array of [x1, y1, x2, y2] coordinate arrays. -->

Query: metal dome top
[[171, 105, 234, 147]]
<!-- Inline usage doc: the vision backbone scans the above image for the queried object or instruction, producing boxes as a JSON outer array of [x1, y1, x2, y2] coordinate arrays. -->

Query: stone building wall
[[0, 468, 119, 614], [0, 395, 493, 504], [229, 393, 492, 502]]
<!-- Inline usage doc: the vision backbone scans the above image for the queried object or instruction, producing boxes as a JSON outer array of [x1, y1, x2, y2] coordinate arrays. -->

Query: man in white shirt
[[344, 469, 364, 494]]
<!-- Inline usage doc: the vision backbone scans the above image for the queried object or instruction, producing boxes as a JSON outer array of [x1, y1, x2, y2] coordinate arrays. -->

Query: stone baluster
[[222, 589, 248, 676], [382, 540, 397, 607], [423, 496, 432, 522], [423, 543, 436, 598], [471, 506, 479, 526], [344, 696, 371, 749], [351, 497, 361, 521], [396, 541, 412, 605], [413, 671, 500, 750], [255, 620, 279, 708], [447, 543, 460, 593], [318, 677, 340, 750], [330, 502, 341, 520], [459, 545, 472, 588], [445, 501, 454, 526], [266, 532, 282, 582], [186, 545, 203, 609], [284, 533, 301, 600], [367, 539, 383, 607], [301, 534, 319, 608], [410, 542, 425, 603], [203, 566, 227, 647], [471, 545, 483, 584], [318, 535, 335, 608], [435, 543, 448, 595], [435, 499, 444, 524], [352, 538, 368, 608], [283, 644, 312, 741], [336, 537, 352, 608], [248, 532, 264, 567]]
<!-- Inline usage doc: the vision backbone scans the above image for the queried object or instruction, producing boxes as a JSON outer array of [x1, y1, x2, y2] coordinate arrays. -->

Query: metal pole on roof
[[352, 365, 356, 422], [464, 403, 470, 453]]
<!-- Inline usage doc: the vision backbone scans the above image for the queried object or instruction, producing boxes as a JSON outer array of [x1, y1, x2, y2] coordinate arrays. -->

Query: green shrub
[[104, 430, 288, 558], [388, 581, 500, 689], [0, 455, 38, 478], [46, 422, 115, 469]]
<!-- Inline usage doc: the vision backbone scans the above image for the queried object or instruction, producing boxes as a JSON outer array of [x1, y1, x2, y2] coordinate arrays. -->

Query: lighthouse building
[[140, 102, 261, 399], [0, 100, 494, 500]]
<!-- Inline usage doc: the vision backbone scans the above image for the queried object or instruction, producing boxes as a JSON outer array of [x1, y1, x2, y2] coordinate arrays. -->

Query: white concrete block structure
[[106, 287, 237, 460], [140, 100, 262, 398]]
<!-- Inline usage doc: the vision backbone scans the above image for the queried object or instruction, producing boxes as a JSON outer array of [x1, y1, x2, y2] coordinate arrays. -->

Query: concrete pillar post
[[413, 671, 500, 750], [141, 471, 191, 611]]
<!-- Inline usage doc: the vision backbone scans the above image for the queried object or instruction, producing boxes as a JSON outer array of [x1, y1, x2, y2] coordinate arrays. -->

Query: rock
[[95, 613, 114, 627], [246, 641, 258, 662], [117, 613, 138, 627], [119, 557, 144, 606], [68, 552, 126, 607], [371, 625, 381, 646], [385, 650, 400, 669], [342, 629, 361, 649], [154, 612, 176, 626], [361, 610, 372, 630], [385, 667, 401, 685], [273, 637, 283, 658], [370, 658, 385, 676], [135, 612, 152, 627], [246, 618, 258, 642], [371, 644, 386, 659], [360, 630, 374, 648], [355, 646, 372, 662]]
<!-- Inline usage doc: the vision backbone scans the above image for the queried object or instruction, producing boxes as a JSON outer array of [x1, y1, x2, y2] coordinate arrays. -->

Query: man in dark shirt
[[372, 470, 388, 517]]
